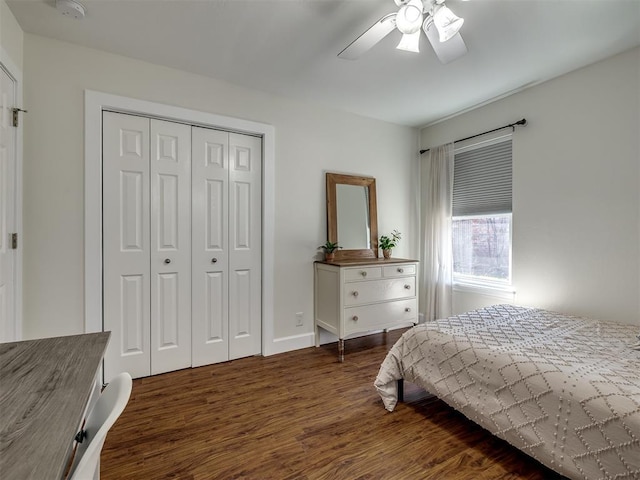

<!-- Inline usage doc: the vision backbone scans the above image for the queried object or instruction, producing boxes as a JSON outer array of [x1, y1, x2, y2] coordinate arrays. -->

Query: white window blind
[[453, 139, 512, 217]]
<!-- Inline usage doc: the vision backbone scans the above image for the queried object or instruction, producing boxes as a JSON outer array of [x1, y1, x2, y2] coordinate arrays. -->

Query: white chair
[[69, 372, 133, 480]]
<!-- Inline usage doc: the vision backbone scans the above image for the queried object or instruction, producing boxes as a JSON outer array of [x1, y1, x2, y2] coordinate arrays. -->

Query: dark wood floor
[[102, 329, 563, 479]]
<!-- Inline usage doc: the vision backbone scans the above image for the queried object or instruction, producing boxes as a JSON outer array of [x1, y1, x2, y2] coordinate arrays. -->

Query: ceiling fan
[[338, 0, 467, 64]]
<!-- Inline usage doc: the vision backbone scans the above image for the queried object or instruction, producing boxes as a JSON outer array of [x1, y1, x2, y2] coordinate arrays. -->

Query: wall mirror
[[326, 172, 378, 260]]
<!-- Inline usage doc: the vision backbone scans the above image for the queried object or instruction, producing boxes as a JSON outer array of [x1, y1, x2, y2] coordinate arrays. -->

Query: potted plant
[[318, 241, 341, 262], [379, 230, 401, 259]]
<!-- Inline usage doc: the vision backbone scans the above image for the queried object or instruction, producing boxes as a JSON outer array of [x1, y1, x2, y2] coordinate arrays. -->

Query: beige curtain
[[420, 143, 454, 322]]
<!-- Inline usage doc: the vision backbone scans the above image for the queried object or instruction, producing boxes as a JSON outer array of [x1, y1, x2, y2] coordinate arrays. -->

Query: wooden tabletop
[[0, 332, 110, 479], [315, 257, 419, 266]]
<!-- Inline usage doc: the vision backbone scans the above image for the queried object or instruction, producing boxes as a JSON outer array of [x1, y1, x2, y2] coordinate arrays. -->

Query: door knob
[[211, 258, 218, 263], [164, 258, 171, 264]]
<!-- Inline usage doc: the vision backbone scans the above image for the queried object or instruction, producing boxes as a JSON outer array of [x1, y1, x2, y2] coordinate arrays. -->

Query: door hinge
[[10, 233, 17, 249], [11, 108, 27, 128]]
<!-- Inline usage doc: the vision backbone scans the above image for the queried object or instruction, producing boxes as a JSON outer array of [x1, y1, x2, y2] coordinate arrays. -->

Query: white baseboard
[[317, 329, 343, 346], [264, 332, 315, 356], [266, 323, 417, 356], [316, 327, 409, 346]]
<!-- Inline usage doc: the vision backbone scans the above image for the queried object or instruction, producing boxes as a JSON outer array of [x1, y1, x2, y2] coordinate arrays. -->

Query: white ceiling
[[7, 0, 640, 127]]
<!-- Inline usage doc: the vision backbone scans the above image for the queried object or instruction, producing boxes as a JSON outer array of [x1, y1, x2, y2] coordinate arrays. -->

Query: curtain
[[420, 143, 454, 322]]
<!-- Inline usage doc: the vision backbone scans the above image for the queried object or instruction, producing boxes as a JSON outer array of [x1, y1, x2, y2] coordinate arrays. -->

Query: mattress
[[374, 305, 640, 480]]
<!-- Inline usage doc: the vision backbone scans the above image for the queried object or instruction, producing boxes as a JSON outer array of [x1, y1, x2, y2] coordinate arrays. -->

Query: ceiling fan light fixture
[[396, 31, 421, 53], [433, 4, 464, 42], [396, 0, 424, 34]]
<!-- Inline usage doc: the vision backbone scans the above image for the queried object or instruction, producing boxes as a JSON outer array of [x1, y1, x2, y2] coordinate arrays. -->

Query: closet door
[[228, 133, 262, 359], [191, 127, 229, 366], [0, 66, 17, 342], [103, 113, 192, 381], [149, 119, 192, 375], [103, 112, 151, 380], [104, 113, 262, 377]]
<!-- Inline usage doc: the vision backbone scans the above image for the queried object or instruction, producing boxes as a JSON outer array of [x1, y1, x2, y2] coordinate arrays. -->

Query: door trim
[[84, 90, 276, 356], [1, 50, 23, 341]]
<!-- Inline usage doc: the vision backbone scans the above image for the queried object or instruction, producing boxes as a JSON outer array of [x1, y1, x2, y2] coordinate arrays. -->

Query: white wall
[[21, 34, 419, 345], [1, 0, 22, 71], [421, 47, 640, 325]]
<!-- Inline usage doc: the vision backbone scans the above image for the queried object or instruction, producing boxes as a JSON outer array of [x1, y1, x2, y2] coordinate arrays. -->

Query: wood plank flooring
[[102, 329, 564, 479]]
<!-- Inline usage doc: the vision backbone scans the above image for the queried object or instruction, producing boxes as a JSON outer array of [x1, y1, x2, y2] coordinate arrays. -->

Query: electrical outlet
[[295, 312, 304, 327]]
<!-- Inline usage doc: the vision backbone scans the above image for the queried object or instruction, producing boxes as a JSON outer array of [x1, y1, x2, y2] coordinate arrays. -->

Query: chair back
[[69, 372, 132, 480]]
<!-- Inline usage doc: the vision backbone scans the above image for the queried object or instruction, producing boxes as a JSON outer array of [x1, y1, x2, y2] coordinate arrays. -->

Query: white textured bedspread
[[374, 305, 640, 480]]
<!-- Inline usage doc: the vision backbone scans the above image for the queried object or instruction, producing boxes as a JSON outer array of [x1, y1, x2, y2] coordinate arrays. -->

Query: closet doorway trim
[[84, 90, 275, 356]]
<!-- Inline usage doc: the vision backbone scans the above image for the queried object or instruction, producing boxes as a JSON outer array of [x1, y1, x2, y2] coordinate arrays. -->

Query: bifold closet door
[[149, 119, 192, 376], [103, 112, 151, 380], [191, 128, 262, 366], [228, 133, 262, 360], [191, 127, 229, 366], [103, 112, 192, 381]]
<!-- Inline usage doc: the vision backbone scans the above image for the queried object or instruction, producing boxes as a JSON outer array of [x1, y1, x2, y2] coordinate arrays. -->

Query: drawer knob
[[397, 268, 404, 273], [361, 271, 367, 277], [404, 284, 411, 290], [405, 307, 411, 312], [352, 315, 359, 321], [211, 258, 218, 263], [164, 258, 171, 264], [352, 291, 359, 297]]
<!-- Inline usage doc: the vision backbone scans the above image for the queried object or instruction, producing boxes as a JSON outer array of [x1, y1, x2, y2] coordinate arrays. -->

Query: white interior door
[[228, 133, 262, 359], [191, 127, 229, 366], [103, 111, 151, 380], [150, 119, 192, 375], [0, 66, 17, 342]]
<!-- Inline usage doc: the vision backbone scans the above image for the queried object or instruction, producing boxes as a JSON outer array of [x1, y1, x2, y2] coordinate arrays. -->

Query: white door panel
[[150, 119, 191, 375], [205, 270, 225, 337], [207, 179, 225, 249], [229, 133, 261, 359], [192, 127, 229, 366], [0, 66, 16, 342], [103, 112, 151, 381], [120, 171, 145, 250], [231, 269, 251, 335], [121, 274, 145, 353]]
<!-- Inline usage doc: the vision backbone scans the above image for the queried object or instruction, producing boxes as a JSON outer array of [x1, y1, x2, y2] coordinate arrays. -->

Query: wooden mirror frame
[[326, 173, 378, 260]]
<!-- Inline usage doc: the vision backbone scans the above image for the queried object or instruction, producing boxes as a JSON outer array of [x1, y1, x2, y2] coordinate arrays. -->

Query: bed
[[374, 304, 640, 480]]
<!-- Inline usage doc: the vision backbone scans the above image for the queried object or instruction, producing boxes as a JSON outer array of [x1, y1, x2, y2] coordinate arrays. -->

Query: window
[[452, 214, 511, 284], [452, 137, 512, 287]]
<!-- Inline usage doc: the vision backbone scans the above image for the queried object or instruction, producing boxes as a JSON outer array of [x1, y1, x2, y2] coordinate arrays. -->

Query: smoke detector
[[56, 0, 86, 19]]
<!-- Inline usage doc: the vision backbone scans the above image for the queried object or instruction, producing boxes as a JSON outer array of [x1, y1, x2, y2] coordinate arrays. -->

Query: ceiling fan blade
[[423, 16, 467, 64], [338, 13, 397, 60]]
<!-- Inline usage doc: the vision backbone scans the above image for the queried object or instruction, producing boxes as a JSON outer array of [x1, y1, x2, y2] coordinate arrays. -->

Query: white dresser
[[314, 258, 419, 361]]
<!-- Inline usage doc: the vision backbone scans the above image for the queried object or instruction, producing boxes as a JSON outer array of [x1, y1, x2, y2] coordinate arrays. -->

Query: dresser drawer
[[344, 299, 417, 335], [344, 267, 382, 282], [343, 277, 416, 306], [383, 264, 416, 277]]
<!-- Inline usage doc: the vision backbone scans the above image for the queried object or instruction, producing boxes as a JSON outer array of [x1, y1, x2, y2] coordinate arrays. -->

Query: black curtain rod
[[419, 118, 527, 155]]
